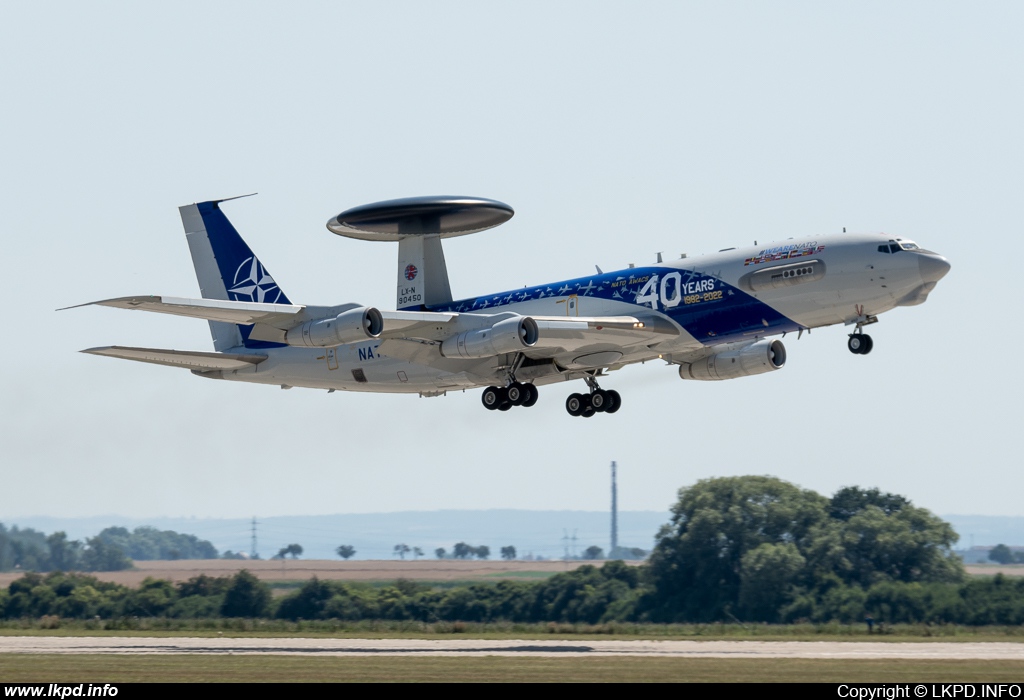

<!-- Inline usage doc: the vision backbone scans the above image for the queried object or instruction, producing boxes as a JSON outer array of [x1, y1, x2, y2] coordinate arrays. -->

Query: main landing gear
[[481, 382, 539, 411], [565, 376, 621, 418]]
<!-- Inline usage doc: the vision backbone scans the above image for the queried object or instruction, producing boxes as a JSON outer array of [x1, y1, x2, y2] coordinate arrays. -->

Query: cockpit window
[[899, 241, 920, 250]]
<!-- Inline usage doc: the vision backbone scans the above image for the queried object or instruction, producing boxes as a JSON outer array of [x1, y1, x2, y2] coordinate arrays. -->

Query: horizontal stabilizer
[[82, 346, 267, 371], [65, 295, 304, 328]]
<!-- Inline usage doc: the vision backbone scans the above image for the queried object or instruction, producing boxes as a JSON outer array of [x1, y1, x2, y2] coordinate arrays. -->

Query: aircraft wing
[[378, 313, 677, 367], [531, 315, 675, 349], [65, 295, 305, 328], [82, 346, 267, 371]]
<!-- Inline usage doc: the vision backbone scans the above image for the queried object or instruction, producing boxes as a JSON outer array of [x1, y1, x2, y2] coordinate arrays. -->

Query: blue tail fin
[[179, 198, 292, 350]]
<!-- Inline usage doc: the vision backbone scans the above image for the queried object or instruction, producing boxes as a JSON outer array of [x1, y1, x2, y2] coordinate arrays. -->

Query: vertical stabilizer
[[179, 199, 292, 350]]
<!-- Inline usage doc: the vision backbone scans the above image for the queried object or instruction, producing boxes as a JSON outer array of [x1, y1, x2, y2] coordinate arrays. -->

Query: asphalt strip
[[1, 638, 1024, 659]]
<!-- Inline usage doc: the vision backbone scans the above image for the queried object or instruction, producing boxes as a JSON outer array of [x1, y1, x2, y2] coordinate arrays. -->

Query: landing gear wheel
[[581, 405, 596, 418], [481, 386, 502, 410], [590, 390, 609, 412], [604, 390, 621, 414], [498, 401, 512, 411], [521, 384, 539, 407], [506, 382, 525, 406], [848, 335, 867, 354], [566, 393, 585, 417], [860, 334, 873, 355]]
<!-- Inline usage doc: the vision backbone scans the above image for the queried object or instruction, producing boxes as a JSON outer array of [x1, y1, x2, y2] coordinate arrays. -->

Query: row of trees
[[0, 477, 984, 624], [0, 525, 224, 573], [9, 562, 1024, 626], [2, 571, 270, 620], [0, 526, 132, 573]]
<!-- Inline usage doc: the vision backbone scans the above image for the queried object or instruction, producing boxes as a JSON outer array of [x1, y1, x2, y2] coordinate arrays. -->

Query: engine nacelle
[[284, 307, 383, 348], [440, 316, 539, 359], [678, 339, 786, 381]]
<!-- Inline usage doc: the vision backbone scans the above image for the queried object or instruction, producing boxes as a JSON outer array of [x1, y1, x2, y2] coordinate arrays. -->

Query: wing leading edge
[[82, 346, 267, 371]]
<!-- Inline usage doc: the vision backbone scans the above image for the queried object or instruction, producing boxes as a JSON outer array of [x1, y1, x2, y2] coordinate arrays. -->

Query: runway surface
[[2, 637, 1023, 658]]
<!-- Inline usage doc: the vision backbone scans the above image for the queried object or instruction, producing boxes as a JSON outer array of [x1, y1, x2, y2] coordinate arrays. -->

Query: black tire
[[861, 334, 874, 355], [507, 383, 525, 406], [481, 386, 501, 410], [566, 393, 584, 416], [591, 389, 608, 412], [581, 405, 596, 418], [605, 390, 621, 414], [522, 384, 539, 407], [848, 335, 865, 354], [497, 401, 512, 411]]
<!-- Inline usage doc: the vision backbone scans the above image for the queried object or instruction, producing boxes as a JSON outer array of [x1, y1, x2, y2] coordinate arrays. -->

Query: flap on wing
[[530, 314, 677, 350], [379, 309, 457, 335], [82, 346, 267, 371], [66, 296, 305, 327]]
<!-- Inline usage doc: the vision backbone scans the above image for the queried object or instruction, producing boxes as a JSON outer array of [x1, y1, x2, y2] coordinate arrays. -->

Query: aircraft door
[[326, 348, 339, 370]]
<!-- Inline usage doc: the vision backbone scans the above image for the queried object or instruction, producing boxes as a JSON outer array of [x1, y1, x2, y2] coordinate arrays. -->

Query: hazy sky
[[2, 2, 1020, 520]]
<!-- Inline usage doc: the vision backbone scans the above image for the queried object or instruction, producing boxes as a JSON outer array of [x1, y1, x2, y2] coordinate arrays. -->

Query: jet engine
[[678, 339, 786, 381], [284, 307, 383, 348], [440, 316, 539, 359]]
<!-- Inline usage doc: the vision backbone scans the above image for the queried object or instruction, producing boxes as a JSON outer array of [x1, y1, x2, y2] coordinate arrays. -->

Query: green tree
[[221, 570, 271, 617], [990, 544, 1013, 565], [808, 487, 964, 587], [473, 546, 490, 560], [393, 544, 410, 559], [738, 542, 806, 621], [645, 477, 964, 622], [45, 532, 81, 572], [452, 542, 472, 559], [582, 546, 604, 560], [336, 545, 356, 560], [435, 547, 446, 559], [645, 475, 828, 621], [276, 544, 303, 559], [81, 537, 132, 572], [500, 546, 516, 560]]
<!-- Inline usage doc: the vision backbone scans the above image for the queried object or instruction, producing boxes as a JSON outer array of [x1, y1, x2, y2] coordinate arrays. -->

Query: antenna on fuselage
[[326, 196, 514, 311]]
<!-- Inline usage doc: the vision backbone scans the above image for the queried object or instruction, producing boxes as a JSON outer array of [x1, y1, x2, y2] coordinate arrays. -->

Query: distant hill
[[942, 515, 1024, 549], [6, 511, 1013, 562], [2, 510, 670, 561]]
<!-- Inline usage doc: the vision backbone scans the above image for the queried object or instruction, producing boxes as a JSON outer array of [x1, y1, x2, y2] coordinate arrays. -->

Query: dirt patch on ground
[[0, 559, 632, 588], [965, 564, 1024, 577]]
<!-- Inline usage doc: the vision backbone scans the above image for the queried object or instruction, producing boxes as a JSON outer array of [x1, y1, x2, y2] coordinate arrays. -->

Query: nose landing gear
[[847, 307, 878, 355], [848, 333, 874, 355]]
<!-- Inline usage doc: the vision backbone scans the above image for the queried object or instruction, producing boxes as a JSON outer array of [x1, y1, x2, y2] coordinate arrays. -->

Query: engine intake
[[440, 316, 539, 359], [285, 307, 383, 348], [679, 339, 786, 381]]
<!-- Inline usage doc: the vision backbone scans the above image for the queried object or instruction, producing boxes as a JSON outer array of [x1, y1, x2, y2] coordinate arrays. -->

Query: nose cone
[[918, 253, 951, 283]]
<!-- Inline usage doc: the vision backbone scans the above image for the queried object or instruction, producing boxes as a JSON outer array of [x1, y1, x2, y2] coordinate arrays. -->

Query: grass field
[[3, 621, 1024, 642], [2, 655, 1024, 682]]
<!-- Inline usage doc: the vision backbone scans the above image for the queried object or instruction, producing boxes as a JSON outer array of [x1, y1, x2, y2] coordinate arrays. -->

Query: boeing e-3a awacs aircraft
[[74, 196, 950, 417]]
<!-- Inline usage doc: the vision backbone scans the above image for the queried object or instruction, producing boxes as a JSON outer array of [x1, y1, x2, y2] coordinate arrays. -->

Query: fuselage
[[207, 232, 949, 395]]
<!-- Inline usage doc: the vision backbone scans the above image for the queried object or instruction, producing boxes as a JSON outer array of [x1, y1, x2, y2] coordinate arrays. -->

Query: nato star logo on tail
[[229, 256, 281, 303]]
